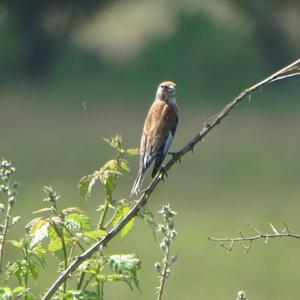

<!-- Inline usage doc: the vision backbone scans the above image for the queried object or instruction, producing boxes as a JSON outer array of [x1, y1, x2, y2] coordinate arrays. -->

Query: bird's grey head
[[156, 81, 176, 102]]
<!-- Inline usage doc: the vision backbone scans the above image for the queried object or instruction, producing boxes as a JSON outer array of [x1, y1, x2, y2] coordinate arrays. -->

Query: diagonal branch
[[42, 58, 300, 299]]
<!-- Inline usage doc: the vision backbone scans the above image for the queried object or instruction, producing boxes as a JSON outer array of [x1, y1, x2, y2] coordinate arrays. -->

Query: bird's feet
[[159, 165, 168, 180]]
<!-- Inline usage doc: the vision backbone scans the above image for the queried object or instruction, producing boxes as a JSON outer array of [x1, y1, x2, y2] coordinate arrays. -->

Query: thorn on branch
[[269, 223, 279, 235], [168, 151, 181, 163], [246, 223, 261, 236], [283, 222, 291, 234]]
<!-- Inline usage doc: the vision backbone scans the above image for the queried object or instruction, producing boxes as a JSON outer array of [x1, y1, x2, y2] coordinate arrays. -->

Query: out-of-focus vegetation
[[1, 0, 300, 299]]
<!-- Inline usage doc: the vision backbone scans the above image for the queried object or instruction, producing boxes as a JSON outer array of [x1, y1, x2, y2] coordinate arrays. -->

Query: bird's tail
[[131, 169, 146, 196]]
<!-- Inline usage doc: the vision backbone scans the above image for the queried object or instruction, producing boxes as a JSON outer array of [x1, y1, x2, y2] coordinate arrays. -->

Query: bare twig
[[42, 58, 300, 299], [209, 222, 300, 252]]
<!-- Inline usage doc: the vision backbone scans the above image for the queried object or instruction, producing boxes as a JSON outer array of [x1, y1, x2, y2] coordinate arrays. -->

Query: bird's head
[[156, 81, 176, 102]]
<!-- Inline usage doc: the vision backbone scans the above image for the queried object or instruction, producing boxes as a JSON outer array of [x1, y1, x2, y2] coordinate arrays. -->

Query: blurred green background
[[1, 0, 300, 299]]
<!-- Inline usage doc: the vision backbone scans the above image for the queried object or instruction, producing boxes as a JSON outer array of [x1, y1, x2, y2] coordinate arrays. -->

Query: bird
[[131, 80, 179, 196]]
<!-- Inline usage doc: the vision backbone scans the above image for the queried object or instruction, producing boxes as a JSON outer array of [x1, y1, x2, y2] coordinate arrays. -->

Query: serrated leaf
[[138, 206, 157, 239], [113, 206, 135, 239], [32, 244, 46, 267], [106, 254, 141, 290], [7, 260, 25, 284], [65, 213, 92, 231], [29, 262, 39, 280], [84, 229, 107, 241], [29, 221, 50, 249], [127, 148, 139, 156], [78, 175, 98, 199]]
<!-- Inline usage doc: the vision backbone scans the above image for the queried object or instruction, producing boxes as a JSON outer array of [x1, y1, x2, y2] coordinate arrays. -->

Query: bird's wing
[[139, 100, 178, 174], [151, 115, 178, 177]]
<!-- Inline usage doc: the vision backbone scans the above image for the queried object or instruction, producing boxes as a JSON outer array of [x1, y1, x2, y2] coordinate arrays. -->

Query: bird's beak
[[167, 85, 176, 93]]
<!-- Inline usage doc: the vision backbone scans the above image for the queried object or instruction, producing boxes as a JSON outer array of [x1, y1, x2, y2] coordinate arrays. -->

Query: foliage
[[0, 137, 164, 299], [155, 204, 178, 300], [0, 159, 21, 271]]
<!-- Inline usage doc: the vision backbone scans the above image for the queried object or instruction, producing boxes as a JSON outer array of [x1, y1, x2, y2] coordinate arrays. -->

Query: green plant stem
[[157, 247, 170, 300], [0, 202, 12, 272], [77, 272, 85, 290], [23, 246, 29, 299], [60, 236, 68, 296], [98, 198, 109, 229], [62, 225, 85, 252], [82, 274, 95, 290], [96, 263, 104, 300], [52, 222, 68, 296], [98, 151, 123, 230], [103, 209, 118, 230]]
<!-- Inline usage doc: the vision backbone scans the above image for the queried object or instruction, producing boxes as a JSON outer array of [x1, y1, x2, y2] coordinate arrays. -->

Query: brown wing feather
[[143, 100, 177, 156]]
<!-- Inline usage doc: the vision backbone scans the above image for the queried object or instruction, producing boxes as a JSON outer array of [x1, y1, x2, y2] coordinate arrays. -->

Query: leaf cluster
[[0, 137, 157, 299]]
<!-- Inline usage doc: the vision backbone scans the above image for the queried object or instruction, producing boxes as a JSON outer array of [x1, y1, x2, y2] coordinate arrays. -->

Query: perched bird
[[131, 81, 179, 196]]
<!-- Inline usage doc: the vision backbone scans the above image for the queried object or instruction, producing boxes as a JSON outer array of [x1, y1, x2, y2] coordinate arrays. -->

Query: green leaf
[[103, 159, 117, 171], [84, 229, 107, 241], [126, 148, 139, 156], [62, 289, 98, 299], [78, 175, 97, 199], [0, 287, 13, 299], [29, 221, 50, 248], [8, 240, 22, 248], [48, 236, 63, 253], [105, 176, 116, 196], [65, 213, 92, 232], [138, 206, 157, 239], [120, 159, 130, 172], [48, 227, 70, 253], [7, 260, 26, 284], [12, 286, 26, 295], [106, 254, 141, 291], [24, 293, 38, 300], [113, 206, 135, 239], [103, 135, 124, 152], [29, 262, 39, 280]]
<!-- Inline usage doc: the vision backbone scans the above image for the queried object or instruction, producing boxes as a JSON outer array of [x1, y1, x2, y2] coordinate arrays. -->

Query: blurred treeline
[[0, 0, 300, 104]]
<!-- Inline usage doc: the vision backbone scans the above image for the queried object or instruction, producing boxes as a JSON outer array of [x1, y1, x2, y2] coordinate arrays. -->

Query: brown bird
[[131, 81, 179, 196]]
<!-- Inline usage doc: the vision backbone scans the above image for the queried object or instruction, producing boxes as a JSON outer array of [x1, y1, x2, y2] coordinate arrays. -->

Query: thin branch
[[209, 223, 300, 252], [42, 58, 300, 299]]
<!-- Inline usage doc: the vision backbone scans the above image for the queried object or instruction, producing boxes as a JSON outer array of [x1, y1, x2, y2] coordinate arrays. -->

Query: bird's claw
[[159, 166, 168, 180]]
